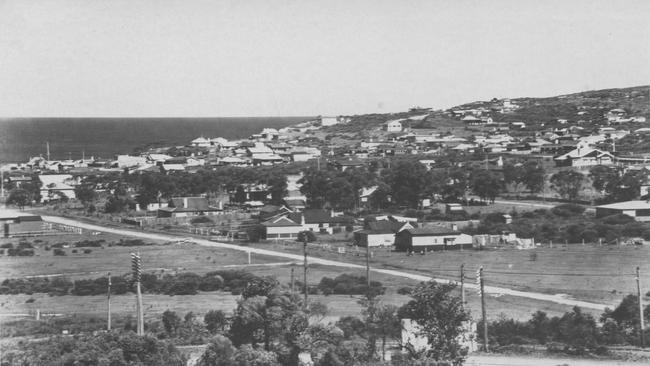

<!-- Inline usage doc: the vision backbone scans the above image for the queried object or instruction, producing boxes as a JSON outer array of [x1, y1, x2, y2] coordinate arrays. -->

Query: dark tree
[[550, 170, 585, 201]]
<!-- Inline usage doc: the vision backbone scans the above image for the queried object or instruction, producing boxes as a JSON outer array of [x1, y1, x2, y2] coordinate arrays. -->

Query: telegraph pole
[[131, 252, 144, 335], [107, 272, 112, 331], [366, 244, 371, 298], [290, 266, 295, 292], [303, 238, 308, 303], [637, 266, 645, 348], [460, 264, 465, 309], [478, 266, 488, 352]]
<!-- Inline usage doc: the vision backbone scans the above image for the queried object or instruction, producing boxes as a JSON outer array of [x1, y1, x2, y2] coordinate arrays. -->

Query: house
[[157, 197, 220, 218], [596, 200, 650, 222], [329, 159, 365, 172], [554, 147, 614, 167], [191, 137, 212, 147], [394, 227, 473, 252], [287, 209, 353, 234], [384, 119, 404, 133], [462, 115, 484, 126], [353, 219, 414, 247], [262, 216, 303, 240], [39, 174, 77, 202]]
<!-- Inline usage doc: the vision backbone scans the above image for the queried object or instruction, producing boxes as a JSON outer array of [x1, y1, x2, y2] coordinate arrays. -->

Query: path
[[40, 214, 611, 311]]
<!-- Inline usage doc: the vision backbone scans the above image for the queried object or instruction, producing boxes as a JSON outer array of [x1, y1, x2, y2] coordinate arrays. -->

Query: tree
[[299, 168, 333, 208], [521, 162, 545, 193], [397, 281, 470, 365], [8, 332, 185, 366], [371, 304, 401, 361], [382, 160, 429, 208], [229, 289, 310, 366], [266, 173, 288, 205], [74, 183, 98, 207], [470, 170, 502, 203], [550, 170, 584, 201], [6, 189, 31, 210], [197, 335, 237, 366], [589, 165, 618, 193], [163, 310, 181, 335], [205, 310, 228, 334]]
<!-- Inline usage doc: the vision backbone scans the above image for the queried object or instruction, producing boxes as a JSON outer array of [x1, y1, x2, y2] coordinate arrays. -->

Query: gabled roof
[[554, 148, 614, 161], [596, 200, 650, 210], [262, 216, 301, 227], [402, 227, 458, 236]]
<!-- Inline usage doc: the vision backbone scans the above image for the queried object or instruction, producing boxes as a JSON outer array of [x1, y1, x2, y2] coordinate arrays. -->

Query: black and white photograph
[[0, 1, 649, 365]]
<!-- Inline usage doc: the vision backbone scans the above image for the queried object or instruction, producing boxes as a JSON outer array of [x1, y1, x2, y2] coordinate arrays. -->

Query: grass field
[[252, 240, 650, 307], [2, 227, 643, 330]]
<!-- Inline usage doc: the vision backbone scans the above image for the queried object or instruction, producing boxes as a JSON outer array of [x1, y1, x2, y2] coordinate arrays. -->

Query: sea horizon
[[0, 116, 313, 163]]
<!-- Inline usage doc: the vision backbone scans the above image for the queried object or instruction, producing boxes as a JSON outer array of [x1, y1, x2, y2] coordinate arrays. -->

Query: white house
[[554, 147, 614, 167], [385, 119, 404, 133]]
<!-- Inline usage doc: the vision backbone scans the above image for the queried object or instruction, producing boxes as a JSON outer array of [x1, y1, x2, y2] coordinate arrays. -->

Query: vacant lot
[[254, 240, 650, 307]]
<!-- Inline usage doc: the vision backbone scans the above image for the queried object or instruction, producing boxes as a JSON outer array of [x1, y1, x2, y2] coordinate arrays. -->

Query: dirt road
[[40, 214, 611, 311]]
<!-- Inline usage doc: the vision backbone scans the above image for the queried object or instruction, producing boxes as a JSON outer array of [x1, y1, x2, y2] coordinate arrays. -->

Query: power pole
[[290, 266, 295, 292], [131, 252, 144, 335], [107, 272, 112, 331], [637, 266, 645, 348], [477, 266, 488, 352], [460, 264, 465, 309], [366, 244, 371, 298], [303, 238, 308, 304]]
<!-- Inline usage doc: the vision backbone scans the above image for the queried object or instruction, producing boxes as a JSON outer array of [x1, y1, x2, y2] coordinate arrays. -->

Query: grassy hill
[[322, 85, 649, 134]]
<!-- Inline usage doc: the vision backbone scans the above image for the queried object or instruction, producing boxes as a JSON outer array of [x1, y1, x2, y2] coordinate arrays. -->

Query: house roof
[[402, 227, 458, 236], [596, 200, 650, 210], [262, 216, 301, 227], [554, 148, 613, 161]]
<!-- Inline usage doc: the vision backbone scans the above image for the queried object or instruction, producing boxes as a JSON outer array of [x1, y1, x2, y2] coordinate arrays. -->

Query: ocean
[[0, 117, 311, 162]]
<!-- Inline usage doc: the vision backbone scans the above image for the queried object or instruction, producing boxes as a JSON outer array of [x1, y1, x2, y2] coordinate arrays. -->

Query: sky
[[0, 0, 648, 117]]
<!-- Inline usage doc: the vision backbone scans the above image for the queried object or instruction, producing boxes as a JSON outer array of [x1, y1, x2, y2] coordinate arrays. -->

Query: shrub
[[83, 249, 92, 254], [318, 273, 384, 296], [297, 230, 317, 243], [600, 214, 635, 225], [397, 286, 413, 295], [551, 203, 585, 217], [190, 215, 213, 224]]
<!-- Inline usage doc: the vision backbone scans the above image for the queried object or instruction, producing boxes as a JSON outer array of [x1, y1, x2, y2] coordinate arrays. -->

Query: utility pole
[[477, 266, 488, 352], [290, 266, 295, 292], [107, 272, 112, 331], [366, 244, 371, 298], [131, 252, 144, 335], [637, 266, 645, 348], [460, 264, 465, 309], [303, 238, 308, 304]]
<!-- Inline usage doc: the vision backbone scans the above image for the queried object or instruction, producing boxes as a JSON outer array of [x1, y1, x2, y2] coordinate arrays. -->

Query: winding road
[[41, 214, 610, 311]]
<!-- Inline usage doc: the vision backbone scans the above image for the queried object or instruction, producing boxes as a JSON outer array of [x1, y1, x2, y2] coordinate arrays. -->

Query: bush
[[551, 203, 585, 217], [318, 273, 385, 296], [190, 215, 213, 224], [297, 230, 317, 243], [600, 214, 635, 225], [397, 286, 413, 295], [83, 249, 92, 254]]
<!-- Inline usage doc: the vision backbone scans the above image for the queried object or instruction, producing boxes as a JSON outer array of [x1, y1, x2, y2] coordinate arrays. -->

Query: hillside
[[322, 85, 649, 134]]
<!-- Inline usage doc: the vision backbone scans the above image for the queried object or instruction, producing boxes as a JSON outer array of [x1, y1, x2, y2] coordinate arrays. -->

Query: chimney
[[183, 197, 188, 208], [451, 223, 458, 231], [330, 209, 335, 218]]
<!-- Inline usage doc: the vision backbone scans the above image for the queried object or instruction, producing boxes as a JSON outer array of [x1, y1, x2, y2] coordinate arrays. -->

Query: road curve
[[41, 215, 610, 311]]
